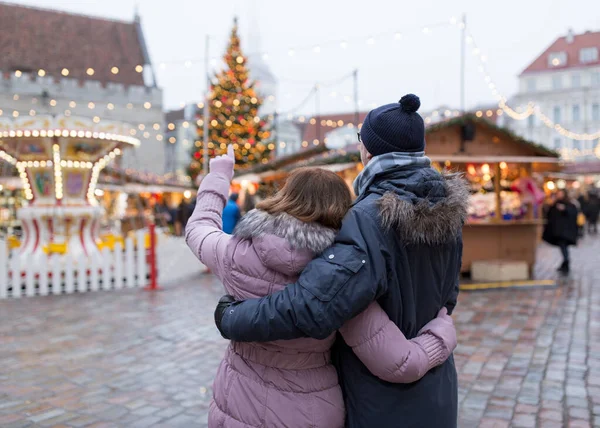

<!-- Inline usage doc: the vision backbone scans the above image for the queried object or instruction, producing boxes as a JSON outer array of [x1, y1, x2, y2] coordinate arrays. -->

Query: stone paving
[[1, 236, 599, 427]]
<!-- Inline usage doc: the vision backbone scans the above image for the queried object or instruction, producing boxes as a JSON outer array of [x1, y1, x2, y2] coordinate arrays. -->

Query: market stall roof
[[232, 173, 263, 184], [560, 160, 600, 175], [425, 114, 560, 159], [0, 176, 23, 190], [428, 155, 561, 164], [314, 162, 359, 173], [101, 166, 194, 189], [234, 145, 327, 177], [97, 182, 194, 194]]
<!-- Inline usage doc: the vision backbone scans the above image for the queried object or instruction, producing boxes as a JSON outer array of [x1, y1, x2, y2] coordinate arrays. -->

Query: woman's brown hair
[[256, 168, 352, 229]]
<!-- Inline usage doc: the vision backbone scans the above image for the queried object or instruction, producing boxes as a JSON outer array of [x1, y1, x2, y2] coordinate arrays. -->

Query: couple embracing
[[186, 94, 468, 428]]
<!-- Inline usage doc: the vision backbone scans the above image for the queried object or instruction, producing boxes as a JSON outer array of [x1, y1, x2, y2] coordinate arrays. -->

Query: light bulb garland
[[16, 162, 33, 200], [4, 18, 454, 117], [52, 144, 63, 200], [468, 31, 600, 150]]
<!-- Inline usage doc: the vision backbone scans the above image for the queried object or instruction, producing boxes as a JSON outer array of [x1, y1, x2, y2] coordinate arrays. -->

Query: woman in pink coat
[[186, 147, 457, 428]]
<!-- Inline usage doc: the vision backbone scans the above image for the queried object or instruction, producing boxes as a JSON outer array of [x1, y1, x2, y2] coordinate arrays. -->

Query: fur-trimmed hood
[[233, 209, 336, 275], [377, 172, 469, 245], [235, 209, 336, 254]]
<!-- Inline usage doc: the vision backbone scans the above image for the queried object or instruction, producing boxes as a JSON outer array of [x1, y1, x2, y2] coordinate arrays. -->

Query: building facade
[[507, 30, 600, 159], [0, 3, 165, 174], [164, 104, 202, 176]]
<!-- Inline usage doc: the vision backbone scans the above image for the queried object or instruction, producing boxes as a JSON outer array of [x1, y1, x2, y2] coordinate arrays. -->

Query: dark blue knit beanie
[[360, 94, 425, 155]]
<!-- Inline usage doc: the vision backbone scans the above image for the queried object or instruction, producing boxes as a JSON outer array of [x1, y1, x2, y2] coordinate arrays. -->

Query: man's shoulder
[[340, 194, 384, 236], [350, 194, 382, 220]]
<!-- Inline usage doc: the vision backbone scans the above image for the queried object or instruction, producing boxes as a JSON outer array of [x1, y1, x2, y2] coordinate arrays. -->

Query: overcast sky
[[6, 0, 599, 114]]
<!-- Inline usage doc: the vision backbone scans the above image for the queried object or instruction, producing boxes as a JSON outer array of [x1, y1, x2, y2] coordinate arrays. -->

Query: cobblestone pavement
[[1, 237, 599, 427]]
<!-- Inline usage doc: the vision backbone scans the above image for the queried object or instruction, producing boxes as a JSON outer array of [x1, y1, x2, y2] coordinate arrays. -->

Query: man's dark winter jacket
[[543, 199, 579, 246], [220, 165, 469, 428]]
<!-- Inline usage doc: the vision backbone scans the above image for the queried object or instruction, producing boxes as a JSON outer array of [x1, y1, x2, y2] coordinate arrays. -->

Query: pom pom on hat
[[399, 94, 421, 113]]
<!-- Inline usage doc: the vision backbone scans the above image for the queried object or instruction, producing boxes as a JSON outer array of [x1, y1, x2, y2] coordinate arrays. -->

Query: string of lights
[[3, 93, 158, 113], [467, 31, 600, 144], [3, 19, 454, 83], [0, 105, 167, 141], [3, 18, 454, 114]]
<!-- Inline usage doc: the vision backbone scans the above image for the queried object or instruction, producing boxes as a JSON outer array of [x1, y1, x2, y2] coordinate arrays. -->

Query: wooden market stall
[[424, 115, 561, 278]]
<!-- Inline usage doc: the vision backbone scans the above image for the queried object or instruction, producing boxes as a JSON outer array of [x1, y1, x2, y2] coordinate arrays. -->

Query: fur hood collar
[[234, 209, 336, 255], [378, 173, 470, 245]]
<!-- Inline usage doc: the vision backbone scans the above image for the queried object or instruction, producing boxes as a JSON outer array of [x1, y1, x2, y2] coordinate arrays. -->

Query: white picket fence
[[0, 229, 149, 299]]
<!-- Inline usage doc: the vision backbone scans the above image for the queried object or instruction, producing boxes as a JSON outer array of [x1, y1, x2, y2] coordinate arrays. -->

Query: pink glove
[[210, 145, 235, 181], [418, 307, 457, 358]]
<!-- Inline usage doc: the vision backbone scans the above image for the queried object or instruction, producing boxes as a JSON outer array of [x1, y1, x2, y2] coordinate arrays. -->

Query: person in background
[[542, 192, 556, 220], [154, 199, 173, 231], [576, 192, 586, 238], [222, 193, 240, 234], [585, 190, 600, 235], [543, 189, 579, 274], [176, 198, 194, 236], [241, 185, 257, 215]]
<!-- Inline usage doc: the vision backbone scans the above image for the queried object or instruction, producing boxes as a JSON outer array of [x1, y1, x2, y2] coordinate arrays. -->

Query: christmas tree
[[189, 18, 272, 178]]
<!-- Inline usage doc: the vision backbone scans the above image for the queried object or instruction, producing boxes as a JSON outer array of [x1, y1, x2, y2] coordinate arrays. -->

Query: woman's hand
[[418, 307, 457, 357], [210, 145, 235, 181]]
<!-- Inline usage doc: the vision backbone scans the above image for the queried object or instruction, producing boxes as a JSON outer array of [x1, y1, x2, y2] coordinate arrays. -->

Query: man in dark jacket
[[543, 190, 579, 274], [585, 191, 600, 235], [214, 94, 468, 427]]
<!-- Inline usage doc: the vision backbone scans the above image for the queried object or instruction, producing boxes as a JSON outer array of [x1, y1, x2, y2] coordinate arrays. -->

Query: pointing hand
[[209, 144, 235, 181]]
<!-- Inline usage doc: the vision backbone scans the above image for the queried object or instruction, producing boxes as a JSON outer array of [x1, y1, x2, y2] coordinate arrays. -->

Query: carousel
[[0, 114, 139, 274]]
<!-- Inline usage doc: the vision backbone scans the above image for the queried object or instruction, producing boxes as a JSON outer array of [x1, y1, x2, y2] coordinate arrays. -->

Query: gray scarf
[[353, 151, 432, 197]]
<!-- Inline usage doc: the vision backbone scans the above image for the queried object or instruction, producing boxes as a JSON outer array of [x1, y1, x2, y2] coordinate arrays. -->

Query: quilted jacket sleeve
[[339, 302, 451, 383], [220, 206, 388, 341], [184, 171, 232, 281]]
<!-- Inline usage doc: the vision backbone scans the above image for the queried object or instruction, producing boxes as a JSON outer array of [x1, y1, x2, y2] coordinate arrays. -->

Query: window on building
[[553, 106, 561, 123], [579, 47, 599, 64], [571, 73, 581, 88], [548, 51, 567, 67], [593, 103, 600, 121], [592, 72, 600, 87], [526, 78, 536, 92], [552, 138, 561, 150], [552, 75, 562, 90], [572, 105, 580, 122]]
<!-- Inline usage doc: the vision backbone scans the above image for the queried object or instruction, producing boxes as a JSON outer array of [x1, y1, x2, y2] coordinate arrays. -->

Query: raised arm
[[185, 146, 235, 277], [340, 303, 456, 383], [217, 206, 388, 341]]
